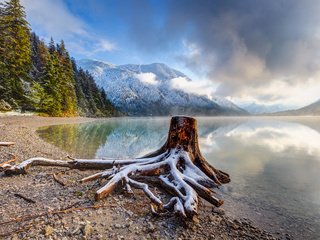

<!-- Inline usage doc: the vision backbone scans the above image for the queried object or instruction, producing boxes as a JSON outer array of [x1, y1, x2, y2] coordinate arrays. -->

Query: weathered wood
[[13, 193, 36, 204], [0, 156, 16, 168], [1, 116, 230, 217], [0, 142, 15, 147]]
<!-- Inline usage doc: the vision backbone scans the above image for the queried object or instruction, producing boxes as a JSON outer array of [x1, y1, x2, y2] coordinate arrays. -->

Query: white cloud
[[18, 0, 115, 56], [98, 39, 116, 52], [21, 0, 86, 38], [170, 76, 216, 99], [229, 76, 320, 108], [135, 72, 158, 85]]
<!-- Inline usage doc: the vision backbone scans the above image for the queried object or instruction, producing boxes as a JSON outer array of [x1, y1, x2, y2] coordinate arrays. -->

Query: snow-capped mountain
[[77, 59, 247, 116]]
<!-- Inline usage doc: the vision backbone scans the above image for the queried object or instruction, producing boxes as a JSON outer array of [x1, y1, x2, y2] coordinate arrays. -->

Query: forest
[[0, 0, 119, 117]]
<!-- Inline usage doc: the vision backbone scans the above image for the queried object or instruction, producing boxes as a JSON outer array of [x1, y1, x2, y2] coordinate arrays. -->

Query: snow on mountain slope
[[77, 59, 247, 116]]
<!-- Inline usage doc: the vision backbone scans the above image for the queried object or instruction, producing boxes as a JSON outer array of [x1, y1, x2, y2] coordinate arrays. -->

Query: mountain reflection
[[38, 117, 320, 239]]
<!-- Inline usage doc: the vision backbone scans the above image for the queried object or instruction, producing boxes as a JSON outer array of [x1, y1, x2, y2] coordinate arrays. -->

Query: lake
[[37, 116, 320, 239]]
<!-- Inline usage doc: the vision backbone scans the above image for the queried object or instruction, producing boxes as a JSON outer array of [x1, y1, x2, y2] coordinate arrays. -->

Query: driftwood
[[0, 154, 16, 170], [13, 193, 36, 204], [0, 116, 230, 217], [0, 142, 15, 147]]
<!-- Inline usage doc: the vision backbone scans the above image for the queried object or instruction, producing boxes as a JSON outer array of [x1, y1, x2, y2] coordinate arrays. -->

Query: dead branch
[[0, 142, 15, 147], [13, 193, 36, 204], [0, 155, 16, 168], [52, 173, 67, 186]]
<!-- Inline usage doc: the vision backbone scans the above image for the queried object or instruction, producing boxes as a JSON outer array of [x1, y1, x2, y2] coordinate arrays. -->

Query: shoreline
[[0, 115, 279, 239]]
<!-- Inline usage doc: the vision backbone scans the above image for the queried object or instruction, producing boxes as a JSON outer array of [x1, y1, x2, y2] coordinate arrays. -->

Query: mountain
[[77, 59, 247, 116], [274, 99, 320, 116], [239, 102, 291, 114]]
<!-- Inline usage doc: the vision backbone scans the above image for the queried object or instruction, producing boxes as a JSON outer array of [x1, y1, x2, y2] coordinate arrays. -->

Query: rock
[[11, 234, 19, 240], [225, 219, 239, 230], [212, 207, 225, 215], [232, 223, 239, 230], [83, 223, 94, 236], [125, 221, 132, 227], [234, 219, 242, 225], [192, 216, 200, 224], [114, 223, 122, 229], [0, 99, 12, 111], [45, 225, 54, 236], [126, 210, 134, 217], [147, 222, 155, 232], [209, 215, 222, 224]]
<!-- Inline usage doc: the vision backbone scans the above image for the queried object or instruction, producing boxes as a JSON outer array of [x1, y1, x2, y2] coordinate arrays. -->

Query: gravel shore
[[0, 115, 279, 239]]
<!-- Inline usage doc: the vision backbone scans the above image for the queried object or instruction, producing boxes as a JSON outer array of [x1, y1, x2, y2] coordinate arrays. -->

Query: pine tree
[[48, 37, 56, 54], [0, 0, 31, 105], [40, 52, 63, 116], [56, 41, 77, 116]]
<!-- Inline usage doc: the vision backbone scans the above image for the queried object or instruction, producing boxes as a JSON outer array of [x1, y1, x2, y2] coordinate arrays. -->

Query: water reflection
[[37, 117, 320, 239]]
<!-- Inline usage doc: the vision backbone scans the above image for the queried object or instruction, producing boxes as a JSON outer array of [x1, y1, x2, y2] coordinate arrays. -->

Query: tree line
[[0, 0, 119, 117]]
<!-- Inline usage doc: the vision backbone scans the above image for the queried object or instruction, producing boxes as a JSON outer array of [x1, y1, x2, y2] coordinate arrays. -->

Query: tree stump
[[1, 116, 230, 217]]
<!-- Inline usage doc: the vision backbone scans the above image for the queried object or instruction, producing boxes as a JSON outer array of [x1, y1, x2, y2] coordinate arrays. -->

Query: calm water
[[37, 117, 320, 239]]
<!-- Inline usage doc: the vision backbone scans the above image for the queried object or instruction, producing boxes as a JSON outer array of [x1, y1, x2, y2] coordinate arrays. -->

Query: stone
[[0, 99, 12, 111], [212, 207, 225, 215], [83, 223, 94, 236], [45, 225, 54, 236], [192, 216, 200, 224], [147, 222, 155, 232], [114, 223, 122, 229], [11, 234, 19, 240]]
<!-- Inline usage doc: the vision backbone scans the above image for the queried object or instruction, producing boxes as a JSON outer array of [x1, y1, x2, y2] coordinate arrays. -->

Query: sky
[[8, 0, 320, 109]]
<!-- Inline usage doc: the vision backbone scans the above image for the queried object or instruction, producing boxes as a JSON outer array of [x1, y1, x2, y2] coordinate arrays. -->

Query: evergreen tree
[[48, 37, 56, 54], [40, 51, 63, 116], [0, 0, 31, 105]]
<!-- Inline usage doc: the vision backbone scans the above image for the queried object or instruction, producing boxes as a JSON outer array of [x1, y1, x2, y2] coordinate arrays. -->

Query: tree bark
[[1, 116, 230, 217]]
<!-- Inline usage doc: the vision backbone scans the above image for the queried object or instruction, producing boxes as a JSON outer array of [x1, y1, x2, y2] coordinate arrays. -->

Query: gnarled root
[[0, 116, 230, 218]]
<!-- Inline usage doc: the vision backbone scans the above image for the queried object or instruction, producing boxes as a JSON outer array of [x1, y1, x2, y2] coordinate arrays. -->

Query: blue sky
[[13, 0, 320, 109], [22, 0, 183, 67]]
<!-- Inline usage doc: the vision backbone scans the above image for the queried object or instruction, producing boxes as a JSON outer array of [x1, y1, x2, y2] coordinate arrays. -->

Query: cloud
[[21, 0, 86, 38], [170, 77, 215, 99], [118, 0, 320, 106], [19, 0, 115, 56], [230, 76, 320, 108], [135, 72, 158, 85], [98, 39, 116, 52]]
